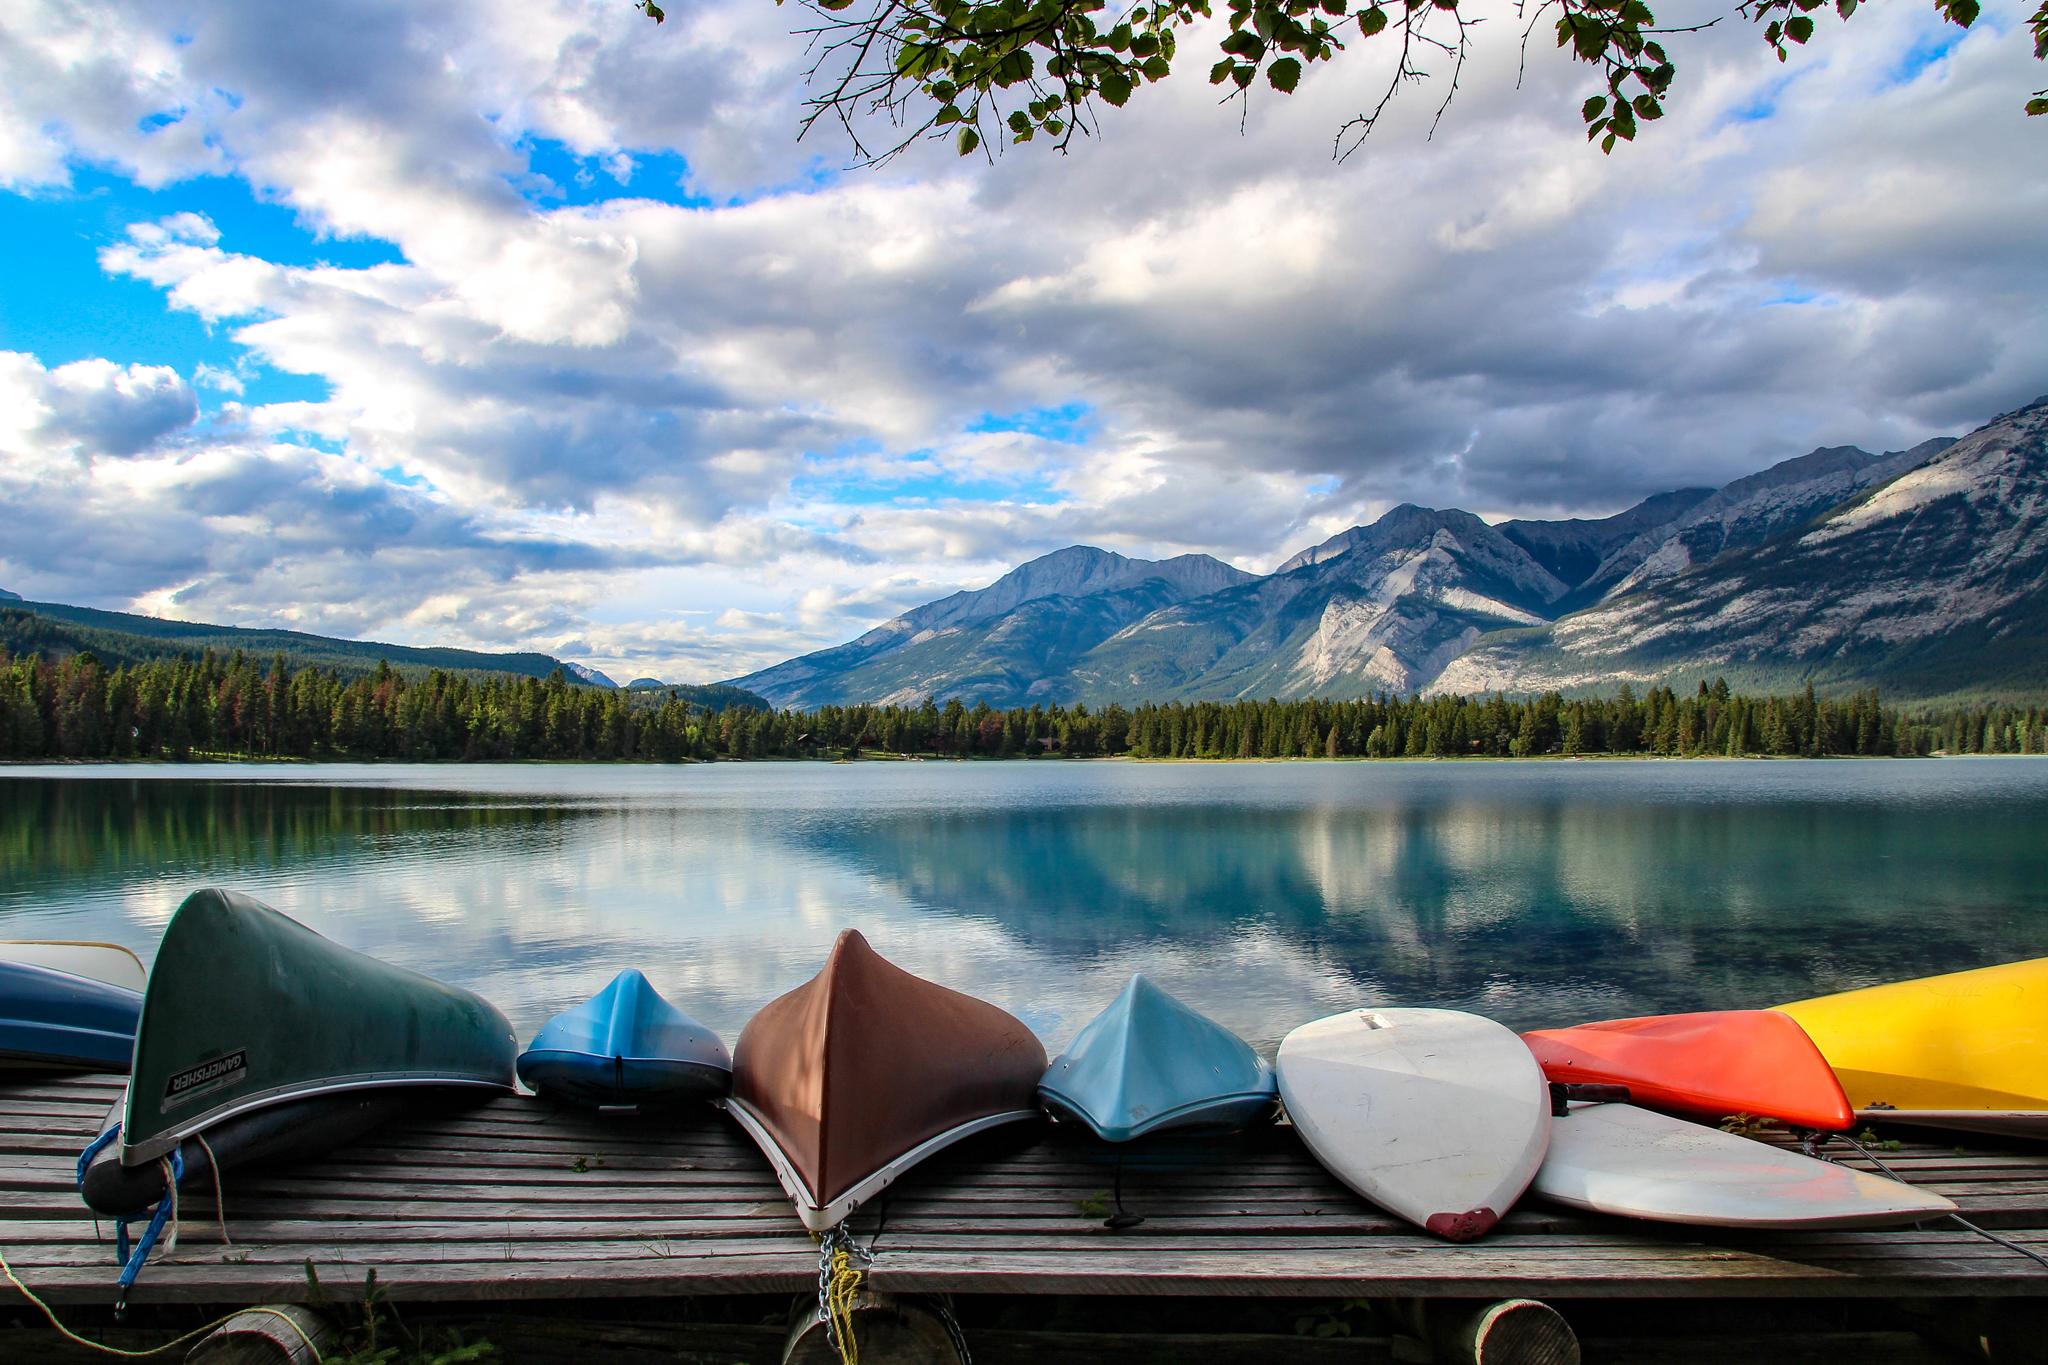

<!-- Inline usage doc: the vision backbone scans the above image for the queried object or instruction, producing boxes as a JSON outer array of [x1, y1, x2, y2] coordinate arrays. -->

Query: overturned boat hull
[[518, 969, 731, 1109], [1522, 1009, 1853, 1131], [1777, 957, 2048, 1138], [80, 888, 515, 1216], [0, 951, 143, 1074], [727, 930, 1046, 1231], [1040, 974, 1276, 1143]]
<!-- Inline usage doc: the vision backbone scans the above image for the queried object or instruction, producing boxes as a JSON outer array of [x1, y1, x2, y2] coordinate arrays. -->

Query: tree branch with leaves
[[636, 0, 2047, 160]]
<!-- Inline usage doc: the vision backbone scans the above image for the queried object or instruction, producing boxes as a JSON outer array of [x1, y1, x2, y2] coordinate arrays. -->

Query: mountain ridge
[[726, 394, 2046, 705]]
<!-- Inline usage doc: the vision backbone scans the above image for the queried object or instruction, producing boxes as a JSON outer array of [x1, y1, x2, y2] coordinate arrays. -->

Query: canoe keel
[[728, 930, 1045, 1232]]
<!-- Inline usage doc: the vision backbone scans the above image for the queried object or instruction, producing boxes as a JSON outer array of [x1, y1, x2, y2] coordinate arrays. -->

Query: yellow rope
[[823, 1241, 864, 1365], [0, 1241, 323, 1360]]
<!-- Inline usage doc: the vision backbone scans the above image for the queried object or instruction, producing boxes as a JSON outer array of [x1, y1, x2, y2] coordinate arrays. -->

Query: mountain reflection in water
[[2, 759, 2044, 1050]]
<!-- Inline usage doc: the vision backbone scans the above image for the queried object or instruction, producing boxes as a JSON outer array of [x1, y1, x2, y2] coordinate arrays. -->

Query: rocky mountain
[[1072, 506, 1571, 700], [727, 395, 2044, 705], [1495, 488, 1714, 587], [1562, 439, 1957, 609], [561, 661, 619, 689], [729, 546, 1256, 707], [1436, 397, 2048, 699]]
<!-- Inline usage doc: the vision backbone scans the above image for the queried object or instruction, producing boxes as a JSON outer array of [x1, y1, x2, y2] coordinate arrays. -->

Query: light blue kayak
[[1040, 974, 1278, 1142], [518, 969, 731, 1109], [0, 957, 142, 1073]]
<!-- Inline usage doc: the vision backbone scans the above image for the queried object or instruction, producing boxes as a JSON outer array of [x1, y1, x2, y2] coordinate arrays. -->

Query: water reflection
[[1, 760, 2044, 1051]]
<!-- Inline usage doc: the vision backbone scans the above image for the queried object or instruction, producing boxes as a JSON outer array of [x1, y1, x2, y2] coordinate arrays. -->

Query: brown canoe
[[726, 929, 1046, 1231]]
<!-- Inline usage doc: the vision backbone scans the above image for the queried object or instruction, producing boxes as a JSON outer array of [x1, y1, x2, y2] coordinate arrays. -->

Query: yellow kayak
[[1777, 957, 2048, 1138]]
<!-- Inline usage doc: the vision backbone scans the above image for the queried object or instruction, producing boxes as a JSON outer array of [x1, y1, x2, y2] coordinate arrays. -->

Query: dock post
[[782, 1291, 969, 1364], [1384, 1297, 1580, 1365], [183, 1304, 337, 1364]]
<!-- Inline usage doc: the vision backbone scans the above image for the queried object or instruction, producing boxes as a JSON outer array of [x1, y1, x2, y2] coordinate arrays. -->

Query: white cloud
[[0, 0, 2039, 682]]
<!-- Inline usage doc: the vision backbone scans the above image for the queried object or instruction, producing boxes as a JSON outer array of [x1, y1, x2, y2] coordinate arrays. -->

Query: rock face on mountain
[[1074, 506, 1569, 700], [1563, 439, 1957, 608], [1495, 488, 1714, 588], [1436, 399, 2046, 698], [729, 546, 1256, 707], [725, 396, 2044, 705]]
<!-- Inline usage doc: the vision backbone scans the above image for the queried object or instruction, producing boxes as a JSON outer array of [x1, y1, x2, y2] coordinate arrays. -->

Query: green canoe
[[116, 888, 516, 1166]]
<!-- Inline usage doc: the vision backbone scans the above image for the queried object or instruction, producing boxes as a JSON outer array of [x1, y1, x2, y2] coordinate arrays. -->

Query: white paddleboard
[[1278, 1008, 1550, 1240], [0, 941, 145, 993], [1535, 1102, 1958, 1229]]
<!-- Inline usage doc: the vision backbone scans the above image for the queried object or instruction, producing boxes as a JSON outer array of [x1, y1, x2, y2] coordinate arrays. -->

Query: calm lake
[[2, 758, 2045, 1050]]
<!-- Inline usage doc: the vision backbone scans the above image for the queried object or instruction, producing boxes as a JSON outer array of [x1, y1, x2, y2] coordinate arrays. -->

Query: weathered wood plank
[[5, 1076, 2048, 1309]]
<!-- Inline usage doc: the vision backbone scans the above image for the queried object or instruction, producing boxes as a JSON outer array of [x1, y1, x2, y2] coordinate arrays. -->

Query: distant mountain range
[[0, 597, 766, 711], [730, 395, 2048, 706]]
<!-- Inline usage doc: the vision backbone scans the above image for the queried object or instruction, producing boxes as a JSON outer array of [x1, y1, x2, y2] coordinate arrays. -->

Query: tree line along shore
[[2, 647, 2045, 764]]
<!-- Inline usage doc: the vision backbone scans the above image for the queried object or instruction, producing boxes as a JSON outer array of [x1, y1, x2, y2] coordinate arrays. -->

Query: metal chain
[[815, 1221, 875, 1361]]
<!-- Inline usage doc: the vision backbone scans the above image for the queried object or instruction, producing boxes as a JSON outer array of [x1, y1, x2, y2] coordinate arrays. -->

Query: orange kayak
[[1522, 1010, 1853, 1131]]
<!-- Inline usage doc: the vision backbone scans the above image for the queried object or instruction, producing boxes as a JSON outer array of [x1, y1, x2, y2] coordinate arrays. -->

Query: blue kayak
[[518, 970, 731, 1109], [1040, 974, 1278, 1142], [0, 958, 142, 1073]]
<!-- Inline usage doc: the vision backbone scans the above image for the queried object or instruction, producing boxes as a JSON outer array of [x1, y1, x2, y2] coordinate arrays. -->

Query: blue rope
[[75, 1121, 121, 1187], [113, 1146, 182, 1318]]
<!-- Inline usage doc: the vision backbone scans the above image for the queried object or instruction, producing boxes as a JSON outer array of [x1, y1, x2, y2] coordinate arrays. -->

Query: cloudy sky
[[1, 0, 2041, 683]]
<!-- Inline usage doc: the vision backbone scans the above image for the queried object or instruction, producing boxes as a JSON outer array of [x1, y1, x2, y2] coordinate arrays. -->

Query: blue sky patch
[[509, 136, 839, 211], [1721, 73, 1798, 126], [968, 402, 1093, 444], [511, 137, 712, 210], [791, 450, 1065, 507], [1885, 26, 1964, 88], [0, 166, 377, 409]]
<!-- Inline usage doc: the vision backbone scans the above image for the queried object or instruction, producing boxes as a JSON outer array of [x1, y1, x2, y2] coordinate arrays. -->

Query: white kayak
[[0, 941, 145, 993], [1535, 1102, 1958, 1229], [1278, 1008, 1550, 1241]]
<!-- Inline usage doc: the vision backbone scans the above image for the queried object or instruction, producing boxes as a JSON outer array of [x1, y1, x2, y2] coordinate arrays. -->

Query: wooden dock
[[6, 1072, 2048, 1311]]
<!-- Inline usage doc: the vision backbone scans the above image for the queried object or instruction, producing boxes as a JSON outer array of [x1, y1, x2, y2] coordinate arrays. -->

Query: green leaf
[[1632, 93, 1662, 119], [958, 126, 981, 154], [1141, 53, 1171, 78], [2028, 96, 2048, 116], [1268, 55, 1302, 90], [1601, 130, 1617, 153], [1582, 94, 1608, 120], [1209, 56, 1236, 81], [935, 104, 963, 125], [1835, 0, 1856, 15], [1008, 109, 1032, 132], [639, 1, 665, 20], [1232, 62, 1256, 87], [1100, 68, 1136, 104], [1045, 117, 1065, 135], [1359, 4, 1387, 34], [1944, 0, 1979, 25], [1785, 15, 1813, 43]]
